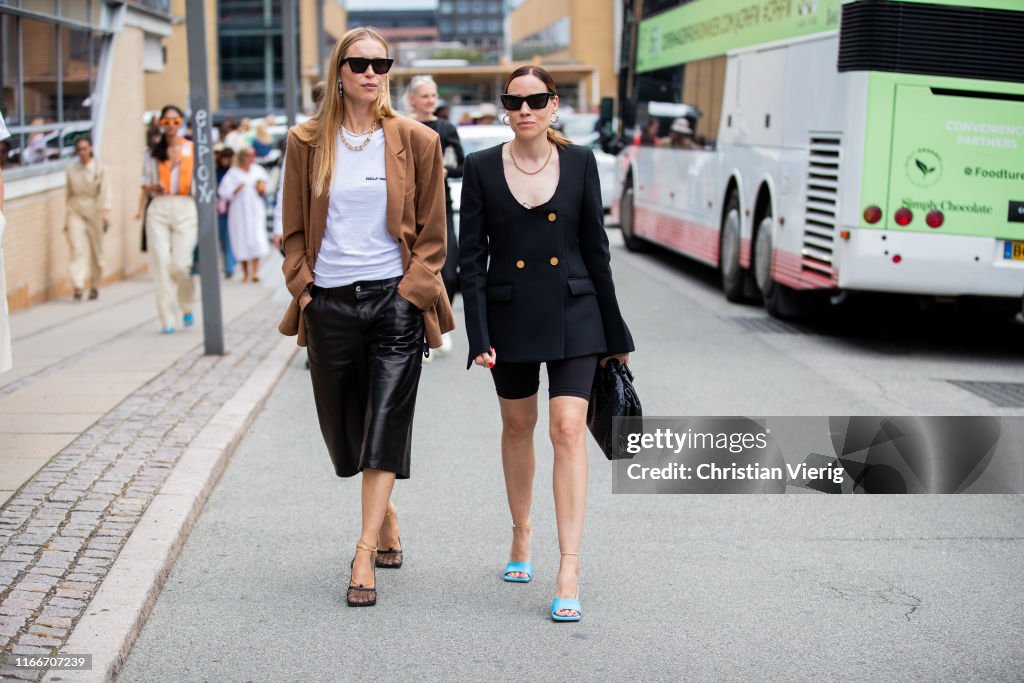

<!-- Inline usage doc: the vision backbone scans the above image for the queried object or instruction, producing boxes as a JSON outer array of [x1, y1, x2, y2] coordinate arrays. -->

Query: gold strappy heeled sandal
[[376, 505, 403, 569], [347, 541, 378, 607]]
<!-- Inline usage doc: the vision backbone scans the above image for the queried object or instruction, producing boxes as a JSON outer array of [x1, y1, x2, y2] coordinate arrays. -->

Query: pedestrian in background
[[252, 123, 274, 159], [459, 66, 634, 622], [215, 147, 237, 278], [64, 137, 111, 301], [279, 27, 453, 607], [0, 110, 11, 373], [218, 147, 268, 283], [406, 74, 464, 354], [136, 104, 197, 334]]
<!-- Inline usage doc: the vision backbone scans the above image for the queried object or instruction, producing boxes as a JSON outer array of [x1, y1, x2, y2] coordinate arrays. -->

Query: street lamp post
[[185, 0, 225, 355]]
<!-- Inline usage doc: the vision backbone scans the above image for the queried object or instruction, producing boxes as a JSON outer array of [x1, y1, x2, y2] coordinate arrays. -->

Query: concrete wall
[[4, 25, 151, 311]]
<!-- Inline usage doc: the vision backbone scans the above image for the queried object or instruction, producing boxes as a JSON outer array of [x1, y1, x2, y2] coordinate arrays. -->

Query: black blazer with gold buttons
[[459, 143, 634, 369]]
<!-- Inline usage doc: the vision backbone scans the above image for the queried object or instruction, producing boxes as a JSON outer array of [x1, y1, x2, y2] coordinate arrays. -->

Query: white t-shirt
[[313, 128, 403, 287]]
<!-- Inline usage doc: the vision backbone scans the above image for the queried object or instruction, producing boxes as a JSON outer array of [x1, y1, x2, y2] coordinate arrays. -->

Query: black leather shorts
[[304, 276, 424, 479]]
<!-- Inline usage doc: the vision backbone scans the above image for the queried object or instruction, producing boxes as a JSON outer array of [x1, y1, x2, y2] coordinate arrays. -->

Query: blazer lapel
[[382, 118, 406, 241]]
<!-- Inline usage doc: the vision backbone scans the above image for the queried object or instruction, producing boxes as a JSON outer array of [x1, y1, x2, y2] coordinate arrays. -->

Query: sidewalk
[[0, 264, 297, 681]]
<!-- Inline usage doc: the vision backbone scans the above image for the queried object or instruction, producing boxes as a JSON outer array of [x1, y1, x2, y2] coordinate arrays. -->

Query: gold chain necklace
[[340, 119, 378, 152], [509, 141, 553, 176]]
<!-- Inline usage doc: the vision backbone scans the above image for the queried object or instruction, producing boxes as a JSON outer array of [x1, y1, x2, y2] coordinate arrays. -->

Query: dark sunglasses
[[500, 92, 555, 111], [340, 57, 394, 74]]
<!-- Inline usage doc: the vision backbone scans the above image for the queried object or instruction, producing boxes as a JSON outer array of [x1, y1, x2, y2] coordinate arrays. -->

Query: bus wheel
[[720, 194, 749, 302], [753, 214, 799, 318], [619, 182, 647, 253]]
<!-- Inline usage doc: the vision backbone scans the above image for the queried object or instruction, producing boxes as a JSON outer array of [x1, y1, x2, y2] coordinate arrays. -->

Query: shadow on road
[[632, 240, 1024, 359]]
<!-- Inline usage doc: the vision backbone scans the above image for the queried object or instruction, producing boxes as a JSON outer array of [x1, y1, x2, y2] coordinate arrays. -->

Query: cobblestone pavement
[[0, 302, 284, 681]]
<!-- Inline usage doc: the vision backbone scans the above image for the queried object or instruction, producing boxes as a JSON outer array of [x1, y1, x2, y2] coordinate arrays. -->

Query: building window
[[512, 16, 571, 60], [472, 0, 485, 13], [439, 0, 454, 13], [456, 19, 469, 33], [456, 0, 469, 13], [488, 0, 503, 14], [439, 19, 454, 34], [487, 19, 501, 33], [471, 19, 484, 33], [218, 0, 284, 112], [0, 11, 104, 172]]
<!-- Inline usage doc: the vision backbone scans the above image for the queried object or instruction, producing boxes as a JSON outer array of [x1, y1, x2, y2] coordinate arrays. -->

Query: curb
[[43, 337, 298, 683]]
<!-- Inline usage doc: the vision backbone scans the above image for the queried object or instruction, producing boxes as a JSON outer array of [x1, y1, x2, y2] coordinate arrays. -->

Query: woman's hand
[[474, 346, 497, 368], [255, 180, 267, 197], [599, 352, 630, 369]]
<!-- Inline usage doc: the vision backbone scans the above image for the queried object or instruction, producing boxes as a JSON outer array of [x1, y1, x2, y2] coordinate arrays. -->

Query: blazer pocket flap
[[567, 277, 597, 296], [487, 285, 513, 302]]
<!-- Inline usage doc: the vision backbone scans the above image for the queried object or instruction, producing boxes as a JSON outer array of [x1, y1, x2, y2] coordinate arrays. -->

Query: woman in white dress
[[218, 147, 269, 282]]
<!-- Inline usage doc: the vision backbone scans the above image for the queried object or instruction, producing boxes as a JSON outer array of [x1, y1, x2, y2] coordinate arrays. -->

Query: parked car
[[448, 124, 515, 233]]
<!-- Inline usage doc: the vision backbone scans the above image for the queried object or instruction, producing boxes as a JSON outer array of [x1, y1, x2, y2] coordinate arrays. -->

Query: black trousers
[[441, 204, 458, 304], [304, 276, 424, 479]]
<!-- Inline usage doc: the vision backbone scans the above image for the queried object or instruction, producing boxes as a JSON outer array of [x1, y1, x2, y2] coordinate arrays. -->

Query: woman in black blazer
[[459, 66, 634, 622]]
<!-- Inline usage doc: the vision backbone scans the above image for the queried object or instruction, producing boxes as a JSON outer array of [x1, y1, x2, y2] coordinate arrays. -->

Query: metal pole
[[185, 0, 225, 355], [316, 0, 326, 78], [282, 0, 298, 126]]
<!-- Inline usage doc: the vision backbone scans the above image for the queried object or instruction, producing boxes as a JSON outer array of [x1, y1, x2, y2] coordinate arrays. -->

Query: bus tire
[[753, 213, 800, 318], [719, 193, 750, 303], [619, 182, 647, 253]]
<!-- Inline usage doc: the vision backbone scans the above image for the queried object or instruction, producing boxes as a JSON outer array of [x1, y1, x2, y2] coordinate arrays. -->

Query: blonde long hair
[[293, 27, 397, 196]]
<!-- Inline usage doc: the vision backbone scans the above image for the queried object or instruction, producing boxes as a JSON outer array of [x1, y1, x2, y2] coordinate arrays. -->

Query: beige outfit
[[1, 112, 10, 372], [0, 210, 10, 373], [65, 158, 112, 291], [145, 195, 197, 329]]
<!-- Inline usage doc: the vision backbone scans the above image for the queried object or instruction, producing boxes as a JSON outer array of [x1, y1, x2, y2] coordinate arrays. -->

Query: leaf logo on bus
[[906, 149, 943, 188]]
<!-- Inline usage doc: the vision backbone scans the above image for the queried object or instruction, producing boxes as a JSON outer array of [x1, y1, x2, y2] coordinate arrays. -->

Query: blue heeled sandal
[[503, 521, 532, 583], [551, 552, 581, 622]]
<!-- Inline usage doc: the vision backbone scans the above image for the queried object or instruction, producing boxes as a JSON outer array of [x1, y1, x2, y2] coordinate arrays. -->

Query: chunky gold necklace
[[509, 141, 553, 176], [340, 119, 378, 152]]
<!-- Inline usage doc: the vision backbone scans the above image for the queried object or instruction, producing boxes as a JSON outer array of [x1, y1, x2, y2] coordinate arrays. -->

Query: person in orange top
[[135, 105, 197, 334]]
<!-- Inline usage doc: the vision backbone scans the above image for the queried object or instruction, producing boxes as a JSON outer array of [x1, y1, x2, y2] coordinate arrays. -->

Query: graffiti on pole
[[192, 109, 216, 205]]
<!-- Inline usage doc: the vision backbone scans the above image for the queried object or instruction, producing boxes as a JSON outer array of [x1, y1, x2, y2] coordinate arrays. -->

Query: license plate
[[1004, 241, 1024, 260]]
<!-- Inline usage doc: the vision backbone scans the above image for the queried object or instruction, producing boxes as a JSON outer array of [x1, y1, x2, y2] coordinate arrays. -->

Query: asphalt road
[[118, 232, 1024, 682]]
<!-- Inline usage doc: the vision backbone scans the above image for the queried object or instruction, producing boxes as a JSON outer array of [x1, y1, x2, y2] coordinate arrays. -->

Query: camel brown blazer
[[278, 115, 455, 348]]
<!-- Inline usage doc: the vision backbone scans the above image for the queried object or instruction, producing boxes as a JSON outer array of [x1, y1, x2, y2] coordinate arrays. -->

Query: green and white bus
[[613, 0, 1024, 316]]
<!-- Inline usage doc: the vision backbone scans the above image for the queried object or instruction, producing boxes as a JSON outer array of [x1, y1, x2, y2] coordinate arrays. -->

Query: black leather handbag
[[587, 359, 641, 460]]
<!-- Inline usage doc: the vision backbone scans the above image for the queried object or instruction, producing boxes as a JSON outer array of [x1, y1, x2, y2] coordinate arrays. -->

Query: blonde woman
[[459, 66, 634, 621], [405, 75, 464, 354], [278, 27, 453, 607]]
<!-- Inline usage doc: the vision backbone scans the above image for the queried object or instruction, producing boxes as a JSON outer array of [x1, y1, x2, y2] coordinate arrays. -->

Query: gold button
[[549, 257, 559, 266], [547, 212, 557, 222], [516, 260, 525, 269]]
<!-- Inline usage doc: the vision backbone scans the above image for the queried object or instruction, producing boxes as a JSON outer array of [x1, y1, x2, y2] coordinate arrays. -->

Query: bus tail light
[[926, 209, 944, 228], [894, 208, 913, 226], [863, 205, 883, 224]]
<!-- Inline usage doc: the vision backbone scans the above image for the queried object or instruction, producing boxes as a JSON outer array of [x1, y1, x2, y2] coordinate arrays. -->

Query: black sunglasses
[[500, 92, 555, 111], [340, 57, 395, 74]]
